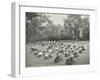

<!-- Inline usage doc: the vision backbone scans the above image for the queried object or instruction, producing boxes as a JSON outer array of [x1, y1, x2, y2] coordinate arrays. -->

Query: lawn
[[25, 41, 90, 67]]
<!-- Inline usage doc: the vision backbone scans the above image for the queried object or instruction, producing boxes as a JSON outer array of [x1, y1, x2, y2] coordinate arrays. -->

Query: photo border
[[11, 2, 96, 78]]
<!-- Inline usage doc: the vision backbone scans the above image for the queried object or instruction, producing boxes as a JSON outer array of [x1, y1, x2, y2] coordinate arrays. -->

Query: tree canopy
[[26, 12, 90, 43]]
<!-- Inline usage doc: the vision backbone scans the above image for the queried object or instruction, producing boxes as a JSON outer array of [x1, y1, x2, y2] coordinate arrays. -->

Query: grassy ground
[[25, 41, 90, 67]]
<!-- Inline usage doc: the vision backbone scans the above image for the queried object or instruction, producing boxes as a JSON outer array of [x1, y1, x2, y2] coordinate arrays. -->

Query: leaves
[[26, 13, 90, 42]]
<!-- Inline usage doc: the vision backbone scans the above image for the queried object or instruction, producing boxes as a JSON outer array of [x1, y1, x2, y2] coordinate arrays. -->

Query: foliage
[[26, 13, 89, 42]]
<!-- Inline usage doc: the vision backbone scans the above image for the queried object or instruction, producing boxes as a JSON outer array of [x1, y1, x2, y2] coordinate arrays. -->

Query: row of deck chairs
[[31, 40, 87, 65]]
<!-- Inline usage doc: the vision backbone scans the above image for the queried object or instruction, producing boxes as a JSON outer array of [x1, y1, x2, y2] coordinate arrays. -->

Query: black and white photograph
[[25, 12, 90, 67]]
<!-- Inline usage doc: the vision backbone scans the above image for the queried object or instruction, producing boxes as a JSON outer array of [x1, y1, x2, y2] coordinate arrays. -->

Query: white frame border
[[11, 2, 97, 78]]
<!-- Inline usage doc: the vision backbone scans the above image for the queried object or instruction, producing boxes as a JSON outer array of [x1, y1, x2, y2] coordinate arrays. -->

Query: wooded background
[[26, 12, 89, 42]]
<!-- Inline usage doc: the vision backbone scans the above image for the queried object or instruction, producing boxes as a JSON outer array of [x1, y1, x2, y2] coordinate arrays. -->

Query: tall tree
[[63, 14, 89, 41], [26, 13, 49, 42]]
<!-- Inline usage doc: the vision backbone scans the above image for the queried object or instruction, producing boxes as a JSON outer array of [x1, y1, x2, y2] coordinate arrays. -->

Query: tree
[[26, 13, 49, 42], [63, 14, 89, 41]]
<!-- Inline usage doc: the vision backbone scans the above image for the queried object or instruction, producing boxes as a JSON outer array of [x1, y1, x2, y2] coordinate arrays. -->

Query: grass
[[25, 41, 90, 67]]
